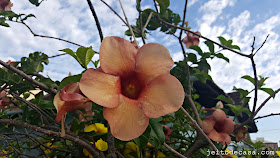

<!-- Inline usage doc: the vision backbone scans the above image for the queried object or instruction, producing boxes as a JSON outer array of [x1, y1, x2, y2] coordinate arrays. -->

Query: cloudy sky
[[1, 0, 280, 144]]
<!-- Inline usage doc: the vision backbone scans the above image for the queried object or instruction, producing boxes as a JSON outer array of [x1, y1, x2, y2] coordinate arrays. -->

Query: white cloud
[[188, 0, 199, 7], [199, 0, 237, 25]]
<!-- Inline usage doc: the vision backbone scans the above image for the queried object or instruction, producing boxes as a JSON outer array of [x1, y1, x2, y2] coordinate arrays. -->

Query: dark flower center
[[121, 72, 143, 100], [214, 121, 224, 133]]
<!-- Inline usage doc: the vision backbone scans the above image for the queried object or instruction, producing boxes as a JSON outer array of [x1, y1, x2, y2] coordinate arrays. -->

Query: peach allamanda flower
[[234, 124, 248, 142], [53, 83, 91, 136], [0, 0, 13, 11], [79, 36, 185, 141], [201, 109, 234, 145], [163, 125, 172, 140], [0, 91, 10, 109], [182, 31, 201, 48]]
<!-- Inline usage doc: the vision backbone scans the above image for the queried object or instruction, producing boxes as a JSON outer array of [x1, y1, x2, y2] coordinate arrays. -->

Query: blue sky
[[0, 0, 280, 145]]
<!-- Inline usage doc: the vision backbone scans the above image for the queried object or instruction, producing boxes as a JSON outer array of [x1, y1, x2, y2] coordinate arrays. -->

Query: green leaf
[[216, 95, 233, 104], [259, 88, 275, 98], [76, 47, 95, 69], [29, 0, 40, 6], [214, 53, 229, 62], [59, 74, 82, 90], [230, 45, 241, 50], [218, 36, 227, 46], [189, 45, 203, 56], [85, 46, 95, 67], [205, 41, 215, 54], [187, 53, 197, 63], [60, 48, 76, 59], [22, 14, 36, 21], [233, 86, 249, 99], [241, 75, 255, 85], [227, 104, 251, 116], [0, 17, 9, 27], [134, 125, 151, 150], [156, 0, 170, 11], [149, 117, 165, 147], [91, 59, 99, 68]]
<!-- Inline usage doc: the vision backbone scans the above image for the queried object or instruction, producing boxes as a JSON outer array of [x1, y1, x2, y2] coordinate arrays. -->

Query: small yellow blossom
[[146, 151, 166, 158], [83, 148, 93, 158], [43, 142, 56, 155], [224, 148, 238, 158], [0, 150, 8, 158], [123, 142, 140, 158], [84, 123, 108, 133], [95, 138, 108, 151]]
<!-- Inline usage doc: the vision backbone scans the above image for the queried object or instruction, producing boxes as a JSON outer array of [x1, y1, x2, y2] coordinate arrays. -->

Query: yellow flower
[[83, 148, 93, 158], [95, 138, 108, 151], [146, 151, 166, 158], [147, 142, 153, 147], [83, 139, 108, 157], [84, 123, 108, 133], [0, 150, 8, 158], [43, 142, 57, 155], [123, 142, 141, 158], [224, 148, 238, 158], [276, 151, 280, 157]]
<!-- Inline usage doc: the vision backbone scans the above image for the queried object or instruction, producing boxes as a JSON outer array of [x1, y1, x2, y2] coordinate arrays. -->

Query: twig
[[106, 130, 117, 158], [234, 87, 280, 132], [142, 12, 153, 37], [254, 87, 280, 116], [10, 20, 85, 47], [118, 0, 139, 48], [0, 59, 57, 96], [164, 142, 187, 158], [86, 0, 103, 42], [250, 57, 258, 117], [251, 37, 255, 54], [8, 91, 56, 124], [138, 1, 146, 44], [180, 107, 223, 158], [99, 0, 128, 26], [253, 34, 270, 56], [154, 15, 249, 58], [0, 119, 105, 158], [254, 113, 280, 120]]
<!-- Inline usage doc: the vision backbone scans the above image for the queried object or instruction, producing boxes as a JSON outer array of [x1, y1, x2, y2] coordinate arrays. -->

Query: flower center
[[214, 121, 224, 133], [121, 72, 143, 100]]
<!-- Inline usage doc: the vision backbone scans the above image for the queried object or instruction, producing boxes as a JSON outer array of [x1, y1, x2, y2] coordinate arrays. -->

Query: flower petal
[[139, 74, 184, 118], [53, 92, 64, 112], [222, 118, 234, 134], [213, 109, 226, 123], [208, 130, 231, 145], [60, 91, 85, 102], [55, 100, 86, 122], [79, 68, 121, 108], [201, 116, 216, 134], [84, 124, 97, 132], [99, 36, 137, 76], [135, 43, 174, 84], [95, 139, 108, 151], [103, 95, 149, 141]]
